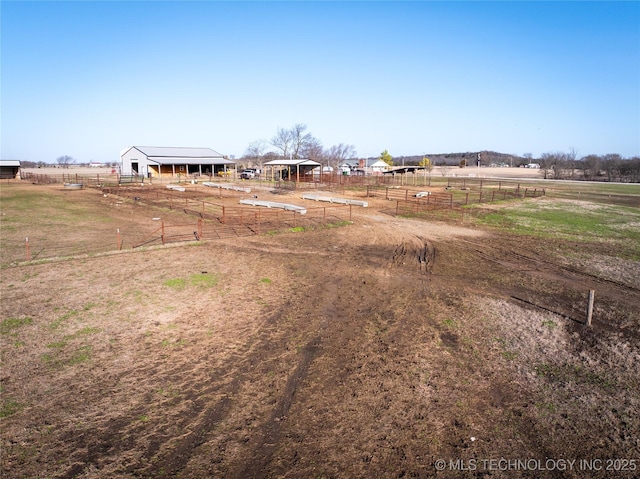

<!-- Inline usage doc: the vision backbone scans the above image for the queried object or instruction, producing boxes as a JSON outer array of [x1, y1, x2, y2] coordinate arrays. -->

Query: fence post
[[25, 237, 31, 261], [349, 204, 352, 222], [492, 190, 495, 202], [117, 228, 122, 250], [198, 218, 203, 240], [161, 221, 165, 245], [586, 290, 595, 326]]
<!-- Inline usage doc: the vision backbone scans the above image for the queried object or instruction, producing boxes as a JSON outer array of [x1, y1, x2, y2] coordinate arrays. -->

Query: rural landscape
[[1, 170, 639, 478]]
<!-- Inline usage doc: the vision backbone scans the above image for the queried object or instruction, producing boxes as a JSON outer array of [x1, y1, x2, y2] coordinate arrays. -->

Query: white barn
[[120, 146, 235, 178]]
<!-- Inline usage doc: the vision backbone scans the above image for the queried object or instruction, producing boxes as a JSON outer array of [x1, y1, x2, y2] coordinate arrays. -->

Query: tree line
[[243, 123, 357, 171], [537, 151, 640, 183]]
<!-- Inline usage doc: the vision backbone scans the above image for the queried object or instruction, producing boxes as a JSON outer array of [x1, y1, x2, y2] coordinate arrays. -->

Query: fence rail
[[3, 202, 353, 265]]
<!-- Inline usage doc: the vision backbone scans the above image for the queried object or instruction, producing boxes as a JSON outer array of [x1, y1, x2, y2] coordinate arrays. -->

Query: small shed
[[0, 160, 21, 179], [263, 159, 322, 182], [120, 146, 235, 178]]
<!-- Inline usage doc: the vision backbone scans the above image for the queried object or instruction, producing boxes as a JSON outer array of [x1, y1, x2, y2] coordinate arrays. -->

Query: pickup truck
[[240, 169, 258, 179]]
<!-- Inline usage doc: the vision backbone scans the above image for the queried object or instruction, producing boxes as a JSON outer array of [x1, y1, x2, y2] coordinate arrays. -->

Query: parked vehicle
[[240, 169, 258, 179]]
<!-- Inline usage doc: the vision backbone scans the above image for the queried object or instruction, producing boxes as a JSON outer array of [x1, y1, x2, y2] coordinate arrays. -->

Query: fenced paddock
[[2, 185, 353, 265]]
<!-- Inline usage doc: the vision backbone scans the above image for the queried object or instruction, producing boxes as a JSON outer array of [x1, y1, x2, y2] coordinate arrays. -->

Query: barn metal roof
[[128, 146, 225, 158]]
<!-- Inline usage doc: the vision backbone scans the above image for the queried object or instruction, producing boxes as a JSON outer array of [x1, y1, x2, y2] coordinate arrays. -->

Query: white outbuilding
[[120, 146, 235, 179]]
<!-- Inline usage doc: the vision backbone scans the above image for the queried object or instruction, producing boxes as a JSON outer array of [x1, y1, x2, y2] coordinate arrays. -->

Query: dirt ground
[[1, 182, 639, 478]]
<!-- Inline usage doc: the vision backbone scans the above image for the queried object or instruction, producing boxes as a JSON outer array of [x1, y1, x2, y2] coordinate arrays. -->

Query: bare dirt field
[[1, 181, 639, 478]]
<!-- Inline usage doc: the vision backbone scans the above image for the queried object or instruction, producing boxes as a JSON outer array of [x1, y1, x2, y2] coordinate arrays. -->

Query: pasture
[[1, 179, 639, 478]]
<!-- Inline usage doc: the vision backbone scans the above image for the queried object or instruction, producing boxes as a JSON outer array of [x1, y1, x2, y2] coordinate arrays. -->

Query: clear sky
[[2, 1, 639, 163]]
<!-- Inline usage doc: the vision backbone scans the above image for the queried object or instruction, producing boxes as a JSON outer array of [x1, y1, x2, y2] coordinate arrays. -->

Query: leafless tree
[[271, 127, 293, 158], [56, 155, 76, 169], [602, 154, 621, 182], [302, 139, 324, 161], [579, 155, 602, 180], [243, 140, 268, 169], [271, 124, 321, 159], [325, 143, 357, 170], [540, 151, 573, 180]]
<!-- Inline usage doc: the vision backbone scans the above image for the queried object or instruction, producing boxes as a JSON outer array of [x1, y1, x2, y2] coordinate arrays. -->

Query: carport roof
[[0, 159, 21, 167], [264, 159, 321, 167]]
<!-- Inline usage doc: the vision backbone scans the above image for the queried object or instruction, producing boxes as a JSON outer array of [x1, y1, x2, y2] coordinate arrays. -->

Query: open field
[[1, 180, 639, 478]]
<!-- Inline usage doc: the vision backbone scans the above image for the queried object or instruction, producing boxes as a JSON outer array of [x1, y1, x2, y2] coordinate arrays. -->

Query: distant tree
[[579, 154, 602, 180], [290, 123, 316, 158], [602, 154, 622, 182], [459, 159, 466, 168], [270, 124, 320, 159], [419, 156, 432, 170], [243, 140, 268, 169], [56, 155, 76, 168], [299, 136, 323, 160], [271, 127, 293, 158], [539, 153, 554, 179], [379, 149, 393, 166], [619, 157, 640, 183], [540, 151, 572, 180], [419, 156, 434, 185], [325, 144, 357, 170]]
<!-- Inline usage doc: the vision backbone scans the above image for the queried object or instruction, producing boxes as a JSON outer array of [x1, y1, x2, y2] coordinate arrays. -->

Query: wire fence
[[2, 199, 353, 266]]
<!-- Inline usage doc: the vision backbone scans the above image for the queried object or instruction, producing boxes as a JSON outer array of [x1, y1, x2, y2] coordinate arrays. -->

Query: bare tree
[[579, 155, 602, 180], [302, 138, 324, 161], [290, 123, 316, 158], [56, 155, 76, 169], [271, 124, 321, 159], [619, 157, 640, 182], [325, 143, 357, 170], [603, 154, 622, 182], [540, 151, 573, 180], [271, 127, 293, 158], [243, 140, 268, 170]]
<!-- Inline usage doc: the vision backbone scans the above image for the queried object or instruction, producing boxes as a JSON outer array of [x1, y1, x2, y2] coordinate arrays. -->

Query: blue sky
[[2, 1, 639, 163]]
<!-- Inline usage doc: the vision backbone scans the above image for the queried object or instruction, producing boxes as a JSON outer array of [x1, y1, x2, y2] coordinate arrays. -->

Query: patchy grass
[[0, 317, 32, 335], [468, 200, 640, 258], [164, 273, 218, 290], [189, 273, 218, 288], [0, 398, 23, 418], [163, 278, 186, 290]]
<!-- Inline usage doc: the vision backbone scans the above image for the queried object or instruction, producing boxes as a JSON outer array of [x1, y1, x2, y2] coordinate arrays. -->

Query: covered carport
[[263, 159, 322, 183]]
